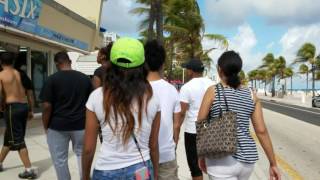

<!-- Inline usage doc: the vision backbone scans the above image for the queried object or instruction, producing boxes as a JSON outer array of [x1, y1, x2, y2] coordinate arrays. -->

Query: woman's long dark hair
[[218, 51, 243, 89], [103, 61, 152, 144]]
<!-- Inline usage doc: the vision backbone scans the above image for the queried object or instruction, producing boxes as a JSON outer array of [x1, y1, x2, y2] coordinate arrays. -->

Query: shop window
[[31, 51, 48, 109]]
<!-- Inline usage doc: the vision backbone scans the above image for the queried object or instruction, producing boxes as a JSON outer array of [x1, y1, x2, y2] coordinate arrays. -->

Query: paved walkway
[[258, 93, 313, 108], [0, 116, 291, 180]]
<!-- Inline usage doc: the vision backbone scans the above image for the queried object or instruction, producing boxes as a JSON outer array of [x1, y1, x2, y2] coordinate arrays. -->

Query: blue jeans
[[92, 160, 154, 180], [47, 129, 84, 180]]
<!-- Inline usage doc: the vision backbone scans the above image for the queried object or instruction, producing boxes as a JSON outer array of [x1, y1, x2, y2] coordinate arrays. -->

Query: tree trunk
[[284, 78, 287, 95], [306, 72, 309, 95], [155, 0, 163, 45], [272, 76, 276, 97], [291, 76, 293, 95], [312, 64, 315, 97], [148, 1, 156, 41], [254, 80, 257, 89], [264, 81, 267, 96]]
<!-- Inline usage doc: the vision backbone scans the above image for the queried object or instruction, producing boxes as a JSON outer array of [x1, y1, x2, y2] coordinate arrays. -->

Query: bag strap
[[216, 84, 223, 118], [132, 133, 147, 167], [218, 83, 229, 111]]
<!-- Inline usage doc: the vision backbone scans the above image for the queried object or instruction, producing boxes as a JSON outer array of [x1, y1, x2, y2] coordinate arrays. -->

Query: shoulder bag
[[196, 83, 238, 159], [132, 133, 151, 180]]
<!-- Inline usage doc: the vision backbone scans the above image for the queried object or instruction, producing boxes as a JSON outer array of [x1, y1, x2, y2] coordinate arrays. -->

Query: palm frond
[[204, 34, 228, 49], [138, 18, 150, 31], [292, 57, 308, 64], [164, 25, 189, 35], [130, 7, 150, 16]]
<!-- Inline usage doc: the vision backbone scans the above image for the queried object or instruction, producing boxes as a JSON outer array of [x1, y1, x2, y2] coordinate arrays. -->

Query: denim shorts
[[92, 160, 154, 180]]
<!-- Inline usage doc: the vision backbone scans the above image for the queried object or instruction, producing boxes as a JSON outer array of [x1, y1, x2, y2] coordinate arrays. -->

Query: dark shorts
[[3, 103, 28, 151], [185, 132, 203, 177]]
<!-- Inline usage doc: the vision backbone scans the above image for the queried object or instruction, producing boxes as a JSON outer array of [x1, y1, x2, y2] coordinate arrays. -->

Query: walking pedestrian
[[92, 43, 113, 143], [92, 43, 113, 89], [40, 52, 92, 180], [0, 52, 37, 179], [145, 40, 181, 180], [178, 59, 214, 180], [82, 37, 161, 180], [197, 51, 281, 180]]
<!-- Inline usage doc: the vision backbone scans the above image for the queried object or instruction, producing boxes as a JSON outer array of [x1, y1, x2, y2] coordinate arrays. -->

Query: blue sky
[[101, 0, 320, 89]]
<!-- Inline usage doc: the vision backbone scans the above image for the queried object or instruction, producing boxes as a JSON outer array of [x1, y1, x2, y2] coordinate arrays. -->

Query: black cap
[[182, 59, 204, 72]]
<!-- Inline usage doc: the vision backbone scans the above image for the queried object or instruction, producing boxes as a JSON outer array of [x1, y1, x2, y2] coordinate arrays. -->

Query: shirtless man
[[0, 52, 37, 179]]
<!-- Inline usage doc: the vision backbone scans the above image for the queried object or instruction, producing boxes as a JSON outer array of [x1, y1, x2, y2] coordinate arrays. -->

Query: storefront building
[[0, 0, 103, 109]]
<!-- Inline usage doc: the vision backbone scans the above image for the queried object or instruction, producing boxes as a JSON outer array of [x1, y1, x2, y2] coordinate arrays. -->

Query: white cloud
[[205, 0, 320, 27], [204, 0, 252, 27], [203, 24, 263, 73], [279, 23, 320, 64], [100, 0, 142, 36]]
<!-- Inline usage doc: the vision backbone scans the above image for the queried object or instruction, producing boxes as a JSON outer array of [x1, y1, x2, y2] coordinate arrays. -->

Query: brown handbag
[[196, 83, 238, 159]]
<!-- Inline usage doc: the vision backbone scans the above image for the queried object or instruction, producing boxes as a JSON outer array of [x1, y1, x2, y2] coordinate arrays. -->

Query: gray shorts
[[159, 159, 179, 180]]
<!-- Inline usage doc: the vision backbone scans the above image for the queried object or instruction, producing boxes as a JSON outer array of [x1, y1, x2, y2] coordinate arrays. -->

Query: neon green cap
[[110, 37, 145, 68]]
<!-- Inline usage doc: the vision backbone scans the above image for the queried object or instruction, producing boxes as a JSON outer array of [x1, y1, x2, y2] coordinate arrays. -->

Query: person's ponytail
[[226, 73, 241, 89]]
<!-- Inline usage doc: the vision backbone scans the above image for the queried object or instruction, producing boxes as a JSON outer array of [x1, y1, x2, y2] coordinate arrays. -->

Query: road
[[262, 100, 320, 126], [259, 101, 320, 179]]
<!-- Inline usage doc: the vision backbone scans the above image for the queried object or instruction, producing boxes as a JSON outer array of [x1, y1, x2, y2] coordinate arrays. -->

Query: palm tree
[[239, 70, 247, 85], [256, 69, 269, 96], [248, 70, 259, 89], [132, 0, 165, 42], [299, 64, 309, 95], [155, 0, 164, 44], [164, 0, 228, 59], [260, 53, 277, 97], [284, 67, 294, 95], [133, 0, 228, 78], [294, 43, 320, 97], [275, 56, 287, 94]]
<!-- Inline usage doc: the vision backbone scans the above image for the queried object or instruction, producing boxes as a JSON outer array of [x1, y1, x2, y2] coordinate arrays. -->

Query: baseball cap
[[182, 59, 205, 72], [110, 37, 145, 68]]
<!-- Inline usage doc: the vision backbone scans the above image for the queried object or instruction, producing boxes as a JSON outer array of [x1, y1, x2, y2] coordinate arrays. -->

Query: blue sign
[[36, 26, 89, 50], [0, 0, 42, 32], [0, 0, 89, 50]]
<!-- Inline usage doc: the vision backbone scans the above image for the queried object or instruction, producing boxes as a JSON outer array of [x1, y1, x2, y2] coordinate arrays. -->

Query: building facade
[[0, 0, 104, 108]]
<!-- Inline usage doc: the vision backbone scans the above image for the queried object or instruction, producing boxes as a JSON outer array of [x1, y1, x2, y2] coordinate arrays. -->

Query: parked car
[[312, 94, 320, 107]]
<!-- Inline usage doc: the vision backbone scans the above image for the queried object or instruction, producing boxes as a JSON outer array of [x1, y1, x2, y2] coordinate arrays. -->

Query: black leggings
[[3, 103, 28, 151], [185, 132, 203, 177]]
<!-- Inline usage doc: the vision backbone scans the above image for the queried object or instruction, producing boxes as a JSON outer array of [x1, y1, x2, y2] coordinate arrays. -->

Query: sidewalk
[[258, 93, 313, 108], [0, 118, 290, 180]]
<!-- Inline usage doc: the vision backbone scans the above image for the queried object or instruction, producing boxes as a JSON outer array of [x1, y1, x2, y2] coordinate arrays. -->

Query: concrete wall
[[38, 3, 97, 50], [54, 0, 103, 27]]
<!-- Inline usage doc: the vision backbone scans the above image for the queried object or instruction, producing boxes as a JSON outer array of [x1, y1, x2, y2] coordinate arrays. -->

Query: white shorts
[[206, 156, 255, 180]]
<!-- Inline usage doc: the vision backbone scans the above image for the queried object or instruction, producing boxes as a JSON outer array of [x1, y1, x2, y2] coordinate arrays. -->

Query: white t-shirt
[[86, 87, 160, 170], [179, 77, 214, 134], [150, 79, 181, 163]]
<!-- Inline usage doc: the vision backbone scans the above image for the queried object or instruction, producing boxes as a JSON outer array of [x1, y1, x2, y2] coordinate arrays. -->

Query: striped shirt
[[209, 84, 259, 164]]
